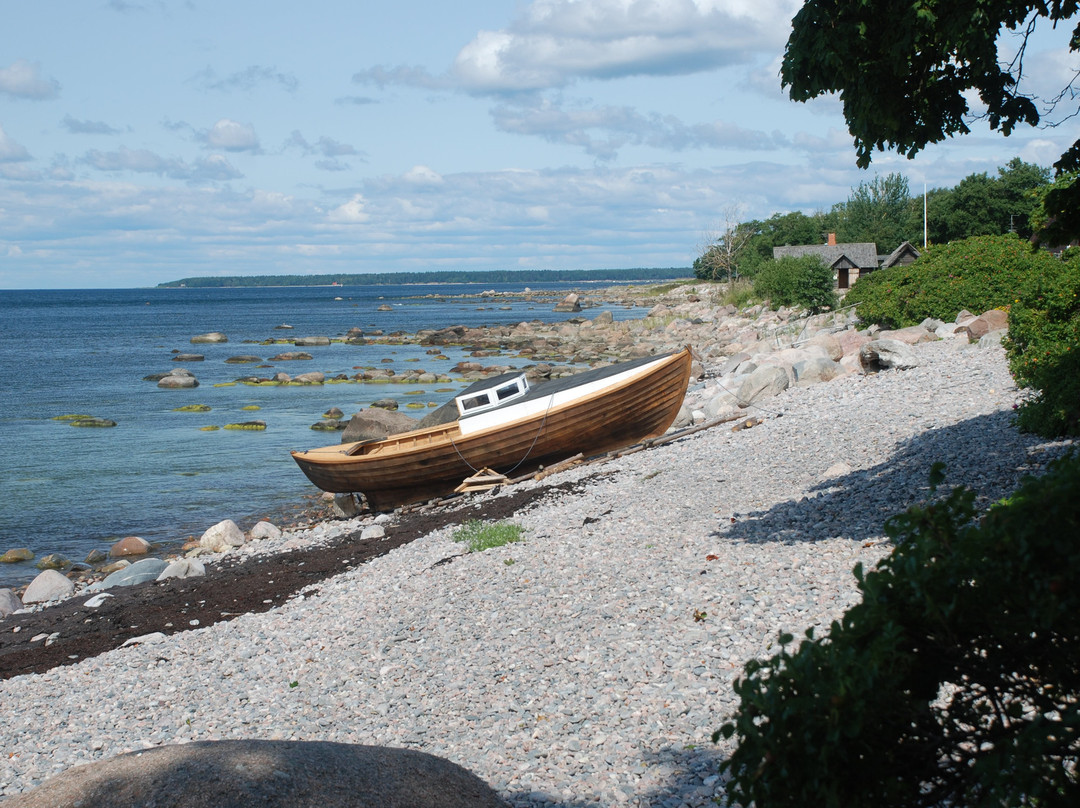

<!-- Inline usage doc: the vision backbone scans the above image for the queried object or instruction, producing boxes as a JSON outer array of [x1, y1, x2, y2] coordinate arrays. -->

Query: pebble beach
[[0, 325, 1072, 805]]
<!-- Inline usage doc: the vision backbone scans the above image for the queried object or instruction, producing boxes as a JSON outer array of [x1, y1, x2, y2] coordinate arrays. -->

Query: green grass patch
[[451, 519, 524, 553]]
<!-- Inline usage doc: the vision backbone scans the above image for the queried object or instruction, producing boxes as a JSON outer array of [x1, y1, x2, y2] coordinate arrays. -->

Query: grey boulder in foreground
[[3, 739, 507, 808]]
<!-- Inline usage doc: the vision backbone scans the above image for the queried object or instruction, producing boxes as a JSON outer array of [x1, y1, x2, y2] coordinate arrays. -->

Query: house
[[772, 234, 921, 289], [880, 241, 921, 268]]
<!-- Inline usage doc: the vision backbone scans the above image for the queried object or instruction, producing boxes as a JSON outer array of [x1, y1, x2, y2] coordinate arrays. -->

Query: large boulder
[[341, 408, 419, 443], [960, 308, 1009, 341], [199, 519, 246, 552], [190, 332, 228, 344], [804, 332, 843, 361], [156, 558, 205, 581], [794, 356, 843, 386], [109, 536, 151, 558], [0, 547, 34, 563], [22, 569, 75, 604], [1, 587, 25, 616], [553, 292, 582, 312], [294, 336, 331, 346], [91, 558, 169, 590], [860, 338, 920, 371], [0, 740, 507, 808], [269, 352, 314, 361], [735, 365, 790, 407], [158, 369, 199, 389], [249, 520, 282, 541], [876, 325, 938, 345]]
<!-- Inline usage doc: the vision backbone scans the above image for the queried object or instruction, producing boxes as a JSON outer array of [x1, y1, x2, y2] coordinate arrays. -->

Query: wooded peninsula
[[156, 267, 690, 288]]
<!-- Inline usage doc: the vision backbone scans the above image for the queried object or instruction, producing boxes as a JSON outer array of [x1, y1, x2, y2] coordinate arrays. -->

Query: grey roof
[[772, 242, 879, 269], [881, 241, 921, 267]]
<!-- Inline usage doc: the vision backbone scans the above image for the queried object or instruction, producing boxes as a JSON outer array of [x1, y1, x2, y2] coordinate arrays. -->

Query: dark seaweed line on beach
[[0, 480, 584, 680]]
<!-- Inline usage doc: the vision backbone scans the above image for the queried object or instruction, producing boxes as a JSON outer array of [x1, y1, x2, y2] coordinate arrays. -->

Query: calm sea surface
[[0, 282, 646, 586]]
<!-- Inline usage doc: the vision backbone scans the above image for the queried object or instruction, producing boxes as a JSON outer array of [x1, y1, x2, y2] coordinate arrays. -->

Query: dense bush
[[753, 255, 837, 313], [717, 455, 1080, 807], [1005, 248, 1080, 436], [845, 234, 1061, 329]]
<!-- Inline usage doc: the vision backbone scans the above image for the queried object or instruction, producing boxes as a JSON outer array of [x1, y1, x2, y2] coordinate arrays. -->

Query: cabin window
[[455, 374, 530, 417], [496, 382, 521, 401], [459, 392, 492, 412]]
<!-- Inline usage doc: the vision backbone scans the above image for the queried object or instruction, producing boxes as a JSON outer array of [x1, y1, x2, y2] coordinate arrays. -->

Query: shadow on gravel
[[718, 410, 1066, 546], [499, 745, 728, 808]]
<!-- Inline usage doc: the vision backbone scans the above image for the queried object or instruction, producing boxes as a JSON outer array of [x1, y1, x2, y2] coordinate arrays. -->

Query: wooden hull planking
[[291, 347, 692, 509]]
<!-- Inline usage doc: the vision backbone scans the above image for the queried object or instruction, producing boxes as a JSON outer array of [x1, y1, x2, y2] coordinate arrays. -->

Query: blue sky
[[1, 0, 1075, 288]]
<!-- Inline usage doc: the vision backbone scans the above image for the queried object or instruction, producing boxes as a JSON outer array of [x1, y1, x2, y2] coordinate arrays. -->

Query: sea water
[[0, 282, 645, 586]]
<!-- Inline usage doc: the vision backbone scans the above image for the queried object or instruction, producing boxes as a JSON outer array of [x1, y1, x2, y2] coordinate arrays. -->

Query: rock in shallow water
[[108, 536, 150, 558], [190, 331, 227, 344]]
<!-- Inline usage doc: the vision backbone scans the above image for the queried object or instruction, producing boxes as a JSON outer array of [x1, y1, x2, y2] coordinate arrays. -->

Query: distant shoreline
[[155, 267, 692, 289]]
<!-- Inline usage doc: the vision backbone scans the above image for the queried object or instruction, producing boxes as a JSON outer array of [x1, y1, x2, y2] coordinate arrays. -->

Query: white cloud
[[79, 146, 243, 180], [404, 165, 444, 184], [451, 0, 800, 92], [352, 1, 800, 95], [328, 194, 371, 223], [490, 96, 789, 158], [205, 119, 260, 152], [190, 65, 299, 93], [61, 115, 124, 135], [0, 59, 61, 100], [0, 124, 32, 162]]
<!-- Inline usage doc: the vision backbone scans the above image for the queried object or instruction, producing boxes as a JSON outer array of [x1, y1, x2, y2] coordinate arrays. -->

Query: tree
[[782, 1, 1080, 243], [836, 172, 919, 251], [693, 206, 756, 281], [739, 210, 833, 277], [927, 158, 1052, 242]]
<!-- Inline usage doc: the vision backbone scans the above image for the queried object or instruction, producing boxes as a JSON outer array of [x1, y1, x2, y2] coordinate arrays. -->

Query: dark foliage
[[718, 455, 1080, 807]]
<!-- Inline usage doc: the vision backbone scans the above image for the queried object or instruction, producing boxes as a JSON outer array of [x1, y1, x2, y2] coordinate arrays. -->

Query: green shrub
[[451, 519, 524, 553], [718, 277, 757, 309], [846, 234, 1060, 328], [1005, 248, 1080, 436], [717, 455, 1080, 807], [753, 255, 837, 313]]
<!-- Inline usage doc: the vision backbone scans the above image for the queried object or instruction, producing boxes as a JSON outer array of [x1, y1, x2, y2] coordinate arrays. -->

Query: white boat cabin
[[455, 374, 531, 418]]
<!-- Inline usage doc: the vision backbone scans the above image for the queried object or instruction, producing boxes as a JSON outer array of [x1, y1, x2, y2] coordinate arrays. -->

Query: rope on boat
[[448, 392, 556, 476]]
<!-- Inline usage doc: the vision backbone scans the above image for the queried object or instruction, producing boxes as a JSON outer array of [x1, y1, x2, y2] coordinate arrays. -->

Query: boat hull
[[291, 347, 693, 510]]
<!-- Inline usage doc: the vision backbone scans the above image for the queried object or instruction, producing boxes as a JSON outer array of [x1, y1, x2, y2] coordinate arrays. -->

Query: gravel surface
[[0, 337, 1070, 807]]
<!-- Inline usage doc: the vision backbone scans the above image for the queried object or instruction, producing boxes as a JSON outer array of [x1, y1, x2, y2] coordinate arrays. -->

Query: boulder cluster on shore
[[1, 283, 1071, 807]]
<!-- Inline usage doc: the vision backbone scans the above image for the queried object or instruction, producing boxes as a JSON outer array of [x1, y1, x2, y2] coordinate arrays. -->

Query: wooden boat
[[291, 346, 693, 510]]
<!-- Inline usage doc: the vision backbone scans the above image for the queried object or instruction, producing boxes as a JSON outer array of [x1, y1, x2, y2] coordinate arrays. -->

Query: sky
[[1, 0, 1076, 289]]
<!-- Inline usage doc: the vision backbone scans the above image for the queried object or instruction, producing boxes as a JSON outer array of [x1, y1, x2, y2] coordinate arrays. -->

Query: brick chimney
[[827, 232, 837, 246]]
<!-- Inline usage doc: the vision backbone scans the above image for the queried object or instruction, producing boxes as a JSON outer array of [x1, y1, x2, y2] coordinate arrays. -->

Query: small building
[[772, 234, 879, 290], [772, 234, 921, 290], [880, 240, 921, 268]]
